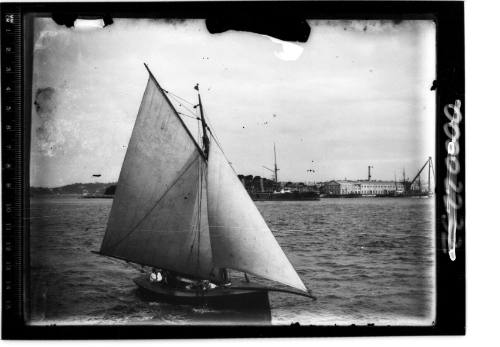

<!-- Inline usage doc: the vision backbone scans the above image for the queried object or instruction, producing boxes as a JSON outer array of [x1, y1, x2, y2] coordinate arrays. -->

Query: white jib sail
[[100, 75, 219, 281], [206, 138, 308, 292]]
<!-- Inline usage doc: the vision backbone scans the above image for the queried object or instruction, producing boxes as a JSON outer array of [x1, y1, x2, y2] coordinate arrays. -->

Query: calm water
[[29, 197, 435, 326]]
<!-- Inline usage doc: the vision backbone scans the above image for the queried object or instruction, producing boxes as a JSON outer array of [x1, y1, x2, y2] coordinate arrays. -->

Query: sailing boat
[[96, 64, 314, 309]]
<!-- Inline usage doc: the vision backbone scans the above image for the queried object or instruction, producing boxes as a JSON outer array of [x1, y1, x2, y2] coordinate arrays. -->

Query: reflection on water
[[29, 196, 435, 325]]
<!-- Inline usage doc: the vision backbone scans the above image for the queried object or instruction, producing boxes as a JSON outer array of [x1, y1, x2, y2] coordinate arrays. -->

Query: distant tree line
[[237, 175, 276, 193], [30, 182, 117, 197], [104, 185, 116, 195]]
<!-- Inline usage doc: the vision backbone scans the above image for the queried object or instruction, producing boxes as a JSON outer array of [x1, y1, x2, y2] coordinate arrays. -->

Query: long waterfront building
[[321, 180, 405, 196]]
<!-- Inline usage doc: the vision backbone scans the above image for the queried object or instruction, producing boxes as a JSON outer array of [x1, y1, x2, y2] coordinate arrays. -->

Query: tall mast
[[273, 142, 278, 183], [195, 84, 210, 158], [402, 168, 406, 193], [195, 83, 230, 283]]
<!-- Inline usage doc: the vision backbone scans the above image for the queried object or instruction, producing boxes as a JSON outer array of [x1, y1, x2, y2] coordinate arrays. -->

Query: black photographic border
[[1, 1, 465, 339]]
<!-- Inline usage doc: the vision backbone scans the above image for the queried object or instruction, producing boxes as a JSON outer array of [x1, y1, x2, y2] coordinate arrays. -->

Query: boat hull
[[134, 277, 271, 310]]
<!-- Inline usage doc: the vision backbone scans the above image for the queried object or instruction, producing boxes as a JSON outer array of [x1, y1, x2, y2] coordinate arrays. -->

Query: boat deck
[[134, 277, 272, 310]]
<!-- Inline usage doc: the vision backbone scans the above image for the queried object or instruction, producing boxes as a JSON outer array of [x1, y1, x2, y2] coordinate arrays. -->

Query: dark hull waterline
[[251, 192, 320, 201], [134, 277, 272, 309]]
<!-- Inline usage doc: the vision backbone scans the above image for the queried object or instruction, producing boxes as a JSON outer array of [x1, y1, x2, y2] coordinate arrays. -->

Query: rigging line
[[207, 128, 239, 176], [197, 158, 203, 270], [202, 111, 222, 145], [166, 92, 198, 115], [430, 159, 435, 189], [202, 110, 237, 174], [197, 117, 201, 145], [193, 92, 225, 158], [201, 108, 231, 164], [169, 94, 200, 118], [177, 111, 200, 120], [161, 88, 195, 106], [187, 157, 203, 264], [187, 116, 204, 268], [105, 155, 200, 252]]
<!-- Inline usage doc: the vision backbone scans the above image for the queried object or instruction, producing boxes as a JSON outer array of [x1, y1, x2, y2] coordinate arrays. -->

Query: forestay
[[206, 138, 308, 293], [100, 75, 221, 282]]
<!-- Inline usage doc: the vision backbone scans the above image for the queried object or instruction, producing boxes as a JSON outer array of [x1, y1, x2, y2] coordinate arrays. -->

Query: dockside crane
[[408, 157, 435, 193]]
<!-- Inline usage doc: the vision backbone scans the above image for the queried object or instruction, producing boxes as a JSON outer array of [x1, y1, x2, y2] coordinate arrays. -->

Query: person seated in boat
[[149, 268, 165, 283], [149, 268, 157, 282], [155, 270, 163, 283], [183, 279, 216, 291], [201, 280, 217, 291]]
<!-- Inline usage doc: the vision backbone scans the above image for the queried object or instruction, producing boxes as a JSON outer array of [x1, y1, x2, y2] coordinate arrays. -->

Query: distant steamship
[[238, 144, 320, 201]]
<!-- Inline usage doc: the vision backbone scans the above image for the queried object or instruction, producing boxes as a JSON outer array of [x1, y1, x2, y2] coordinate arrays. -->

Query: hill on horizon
[[30, 182, 117, 196]]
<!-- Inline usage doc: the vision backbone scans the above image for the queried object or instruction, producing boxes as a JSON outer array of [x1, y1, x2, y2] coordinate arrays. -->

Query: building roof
[[357, 180, 400, 184], [323, 179, 403, 185]]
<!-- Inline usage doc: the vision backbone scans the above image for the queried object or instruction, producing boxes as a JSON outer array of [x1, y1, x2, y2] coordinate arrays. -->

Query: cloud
[[30, 18, 435, 186]]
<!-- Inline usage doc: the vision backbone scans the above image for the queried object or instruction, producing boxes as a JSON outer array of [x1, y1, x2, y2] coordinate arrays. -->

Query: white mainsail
[[100, 67, 308, 293], [100, 75, 220, 282], [206, 138, 308, 293]]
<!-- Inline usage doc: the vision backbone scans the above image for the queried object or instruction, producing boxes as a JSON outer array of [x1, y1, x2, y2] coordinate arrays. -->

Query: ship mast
[[263, 144, 280, 189], [402, 167, 406, 193], [195, 83, 231, 283], [195, 84, 210, 158], [273, 143, 278, 184]]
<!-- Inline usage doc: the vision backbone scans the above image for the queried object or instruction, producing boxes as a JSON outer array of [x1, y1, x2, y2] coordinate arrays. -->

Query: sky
[[30, 18, 435, 187]]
